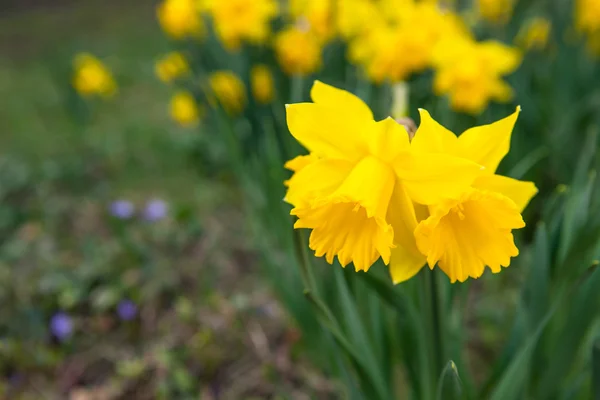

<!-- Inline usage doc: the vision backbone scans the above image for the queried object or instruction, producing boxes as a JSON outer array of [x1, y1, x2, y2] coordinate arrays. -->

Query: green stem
[[290, 74, 305, 103], [430, 270, 445, 376], [423, 269, 445, 397]]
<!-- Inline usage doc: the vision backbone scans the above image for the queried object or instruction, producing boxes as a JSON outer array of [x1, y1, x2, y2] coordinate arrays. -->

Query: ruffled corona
[[292, 156, 396, 271], [415, 189, 525, 282]]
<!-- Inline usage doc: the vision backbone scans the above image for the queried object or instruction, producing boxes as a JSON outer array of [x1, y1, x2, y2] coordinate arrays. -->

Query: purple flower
[[50, 312, 73, 341], [109, 200, 135, 219], [143, 199, 168, 222], [117, 299, 137, 321]]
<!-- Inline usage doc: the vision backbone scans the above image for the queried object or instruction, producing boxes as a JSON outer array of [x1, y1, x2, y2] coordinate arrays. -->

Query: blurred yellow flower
[[289, 0, 334, 42], [204, 0, 278, 50], [407, 107, 537, 283], [336, 0, 382, 39], [72, 53, 117, 98], [209, 71, 246, 115], [516, 18, 551, 51], [285, 81, 484, 273], [170, 91, 200, 126], [432, 37, 522, 114], [251, 65, 275, 104], [157, 0, 204, 39], [575, 0, 600, 34], [477, 0, 514, 24], [155, 52, 190, 83], [350, 3, 467, 83], [274, 26, 322, 76]]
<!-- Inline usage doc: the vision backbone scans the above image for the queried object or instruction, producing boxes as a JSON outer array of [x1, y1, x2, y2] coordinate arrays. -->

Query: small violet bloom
[[50, 312, 73, 341], [109, 200, 135, 219], [143, 199, 168, 222], [117, 299, 138, 321]]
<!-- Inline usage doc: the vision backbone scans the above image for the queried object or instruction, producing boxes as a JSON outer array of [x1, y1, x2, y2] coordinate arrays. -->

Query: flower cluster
[[284, 82, 537, 283]]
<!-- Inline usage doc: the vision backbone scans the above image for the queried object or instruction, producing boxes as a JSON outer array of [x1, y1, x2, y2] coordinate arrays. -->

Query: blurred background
[[2, 0, 600, 399]]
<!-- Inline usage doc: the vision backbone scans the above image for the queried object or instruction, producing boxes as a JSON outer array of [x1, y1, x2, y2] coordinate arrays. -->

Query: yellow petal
[[386, 182, 426, 284], [479, 41, 522, 75], [285, 158, 354, 207], [286, 103, 370, 161], [389, 245, 426, 284], [395, 152, 484, 205], [415, 189, 525, 283], [456, 106, 520, 173], [474, 174, 538, 212], [310, 80, 373, 121], [411, 109, 459, 153], [284, 154, 319, 172], [369, 118, 411, 163], [292, 156, 396, 271]]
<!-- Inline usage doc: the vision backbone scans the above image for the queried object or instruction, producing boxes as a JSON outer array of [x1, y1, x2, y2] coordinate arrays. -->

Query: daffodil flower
[[284, 81, 484, 273], [402, 107, 538, 283]]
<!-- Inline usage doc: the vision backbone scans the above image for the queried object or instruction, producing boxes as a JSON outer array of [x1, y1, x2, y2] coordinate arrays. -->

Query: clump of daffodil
[[289, 0, 335, 43], [170, 91, 201, 127], [204, 0, 278, 50], [284, 81, 484, 272], [208, 71, 246, 115], [432, 36, 522, 114], [476, 0, 515, 25], [72, 53, 117, 98], [516, 17, 551, 51], [402, 108, 538, 283], [251, 65, 275, 104], [274, 25, 323, 76], [156, 0, 204, 39], [349, 1, 467, 83], [155, 52, 190, 83]]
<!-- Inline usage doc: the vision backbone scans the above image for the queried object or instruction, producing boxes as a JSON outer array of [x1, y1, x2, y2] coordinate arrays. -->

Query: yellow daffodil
[[285, 81, 484, 272], [433, 37, 522, 114], [157, 0, 204, 39], [575, 0, 600, 35], [336, 0, 382, 39], [72, 53, 117, 98], [289, 0, 334, 42], [208, 71, 246, 115], [350, 3, 468, 83], [204, 0, 278, 50], [170, 91, 201, 126], [251, 65, 275, 104], [477, 0, 515, 25], [393, 107, 537, 283], [516, 17, 551, 51], [274, 26, 322, 76], [155, 52, 190, 83]]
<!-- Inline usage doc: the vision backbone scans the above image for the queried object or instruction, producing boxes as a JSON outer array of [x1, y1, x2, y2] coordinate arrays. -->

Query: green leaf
[[593, 339, 600, 400], [537, 266, 600, 398]]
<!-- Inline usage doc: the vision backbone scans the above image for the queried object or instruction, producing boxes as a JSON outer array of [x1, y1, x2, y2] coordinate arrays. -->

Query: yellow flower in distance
[[155, 52, 190, 83], [433, 37, 522, 114], [516, 17, 551, 51], [285, 81, 485, 272], [157, 0, 204, 39], [289, 0, 335, 42], [477, 0, 515, 24], [350, 3, 468, 83], [274, 26, 322, 76], [72, 53, 116, 98], [204, 0, 278, 50], [251, 65, 275, 104], [575, 0, 600, 35], [170, 91, 200, 126], [209, 71, 246, 115], [402, 107, 538, 283]]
